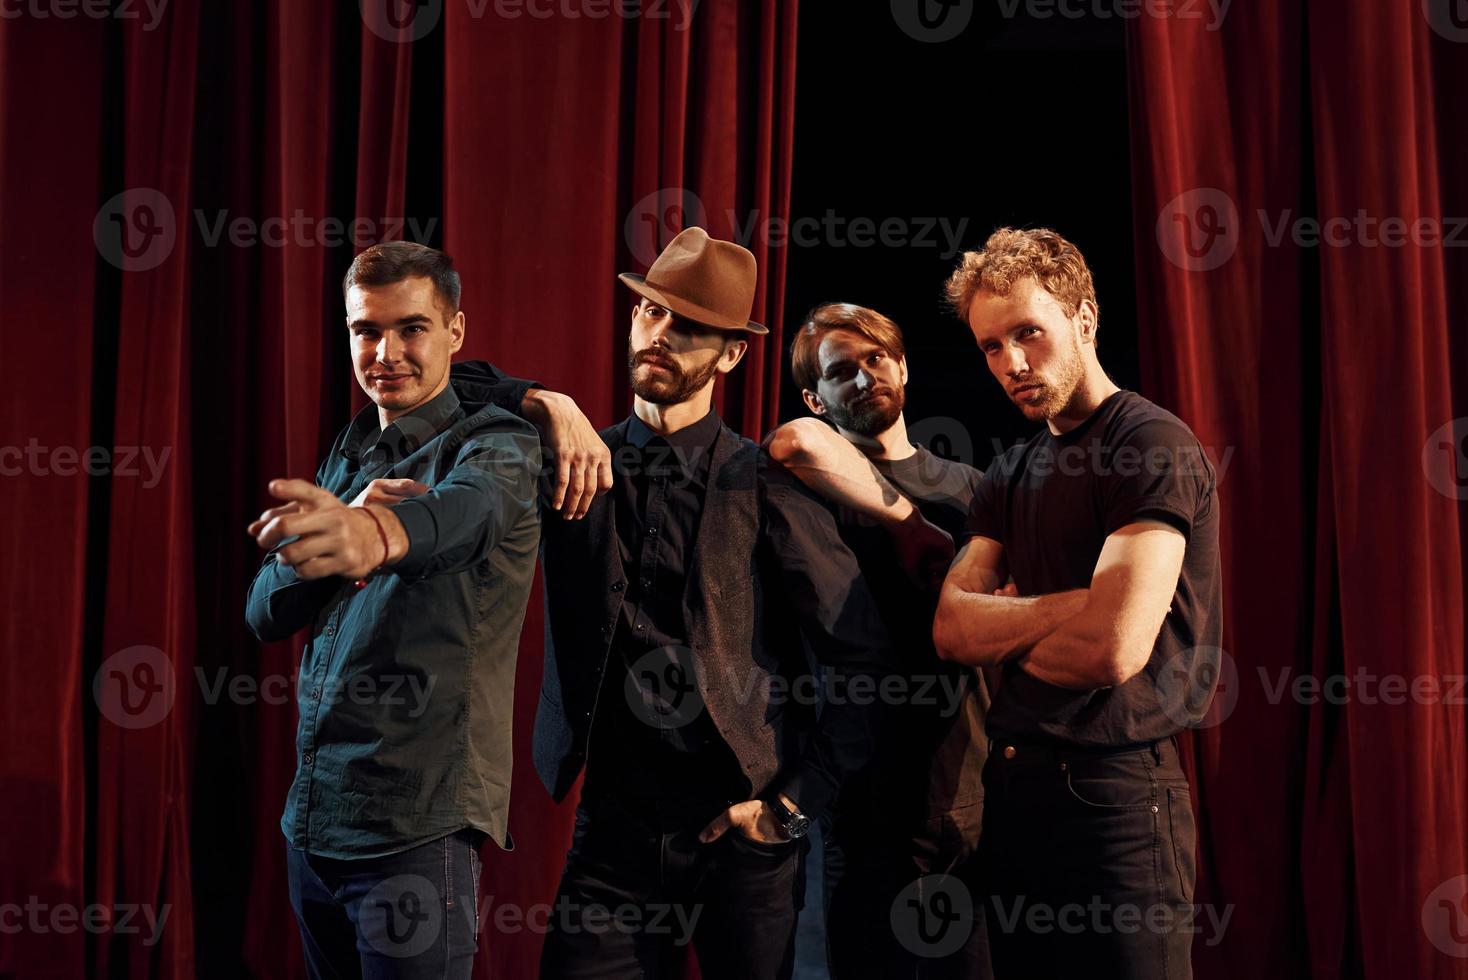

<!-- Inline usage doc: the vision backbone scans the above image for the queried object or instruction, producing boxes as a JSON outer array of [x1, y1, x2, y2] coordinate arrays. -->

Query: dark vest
[[533, 418, 808, 802]]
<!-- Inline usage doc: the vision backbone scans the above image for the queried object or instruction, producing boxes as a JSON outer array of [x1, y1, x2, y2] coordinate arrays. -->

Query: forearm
[[934, 587, 1089, 667], [1021, 605, 1142, 690], [1021, 521, 1186, 690], [767, 419, 914, 526], [790, 454, 917, 525], [519, 387, 574, 432]]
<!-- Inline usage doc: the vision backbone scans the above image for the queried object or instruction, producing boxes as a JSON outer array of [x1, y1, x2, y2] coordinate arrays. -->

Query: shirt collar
[[342, 382, 463, 465], [627, 407, 721, 452]]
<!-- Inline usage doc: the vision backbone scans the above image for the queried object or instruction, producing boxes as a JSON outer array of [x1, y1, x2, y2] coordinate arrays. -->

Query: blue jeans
[[287, 828, 484, 980]]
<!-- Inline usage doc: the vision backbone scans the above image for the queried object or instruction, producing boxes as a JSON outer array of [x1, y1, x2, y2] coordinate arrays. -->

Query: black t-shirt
[[962, 390, 1222, 748], [832, 446, 990, 822]]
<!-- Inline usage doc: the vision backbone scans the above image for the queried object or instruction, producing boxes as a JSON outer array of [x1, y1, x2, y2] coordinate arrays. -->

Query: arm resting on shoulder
[[766, 417, 954, 584]]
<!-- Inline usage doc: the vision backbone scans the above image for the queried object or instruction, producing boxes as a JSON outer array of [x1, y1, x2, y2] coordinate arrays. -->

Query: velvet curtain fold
[[1129, 3, 1468, 977]]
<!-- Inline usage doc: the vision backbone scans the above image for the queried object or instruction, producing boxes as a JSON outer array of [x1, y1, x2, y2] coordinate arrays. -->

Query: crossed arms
[[766, 414, 1188, 692], [932, 523, 1185, 690]]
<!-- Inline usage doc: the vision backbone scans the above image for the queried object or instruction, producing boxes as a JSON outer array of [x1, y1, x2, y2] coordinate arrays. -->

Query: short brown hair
[[790, 303, 906, 393], [344, 241, 461, 318], [944, 227, 1097, 322]]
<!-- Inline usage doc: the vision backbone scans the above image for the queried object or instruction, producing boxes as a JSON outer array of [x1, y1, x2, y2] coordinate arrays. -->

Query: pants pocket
[[1064, 767, 1155, 810], [1165, 785, 1197, 905]]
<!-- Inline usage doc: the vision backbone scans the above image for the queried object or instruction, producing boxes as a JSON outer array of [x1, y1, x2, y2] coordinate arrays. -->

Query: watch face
[[786, 813, 811, 839]]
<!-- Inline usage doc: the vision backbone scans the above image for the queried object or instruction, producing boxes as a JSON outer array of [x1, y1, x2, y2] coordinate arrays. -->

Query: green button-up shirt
[[245, 361, 540, 858]]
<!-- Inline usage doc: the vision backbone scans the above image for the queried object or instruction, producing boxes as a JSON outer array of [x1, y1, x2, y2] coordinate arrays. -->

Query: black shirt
[[584, 409, 746, 815], [245, 362, 541, 858], [831, 446, 989, 822], [963, 390, 1223, 748], [575, 411, 896, 823]]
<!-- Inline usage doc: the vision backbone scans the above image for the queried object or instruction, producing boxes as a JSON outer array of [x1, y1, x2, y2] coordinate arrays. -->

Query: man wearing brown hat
[[534, 228, 895, 979]]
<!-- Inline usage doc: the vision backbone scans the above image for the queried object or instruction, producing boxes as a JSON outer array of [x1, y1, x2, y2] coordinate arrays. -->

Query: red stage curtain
[[0, 2, 796, 977], [0, 11, 114, 980], [1129, 3, 1468, 978]]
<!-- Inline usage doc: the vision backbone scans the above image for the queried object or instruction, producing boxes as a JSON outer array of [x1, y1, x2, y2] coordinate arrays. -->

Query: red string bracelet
[[353, 507, 390, 591]]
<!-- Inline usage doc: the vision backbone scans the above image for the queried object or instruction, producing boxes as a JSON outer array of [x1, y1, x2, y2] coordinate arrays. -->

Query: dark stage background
[[2, 1, 1466, 979]]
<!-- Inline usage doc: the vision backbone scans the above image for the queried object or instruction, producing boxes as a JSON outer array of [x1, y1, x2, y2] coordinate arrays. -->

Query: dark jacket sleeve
[[448, 360, 541, 417], [758, 455, 896, 820]]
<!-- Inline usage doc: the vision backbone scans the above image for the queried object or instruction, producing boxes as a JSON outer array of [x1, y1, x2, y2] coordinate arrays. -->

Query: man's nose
[[1004, 345, 1029, 377], [377, 334, 401, 364]]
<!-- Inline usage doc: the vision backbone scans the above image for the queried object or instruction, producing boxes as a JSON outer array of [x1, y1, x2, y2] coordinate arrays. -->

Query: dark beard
[[628, 344, 722, 405], [826, 386, 905, 437]]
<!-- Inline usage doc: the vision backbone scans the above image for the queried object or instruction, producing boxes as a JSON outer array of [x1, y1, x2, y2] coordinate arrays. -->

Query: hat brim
[[618, 273, 769, 335]]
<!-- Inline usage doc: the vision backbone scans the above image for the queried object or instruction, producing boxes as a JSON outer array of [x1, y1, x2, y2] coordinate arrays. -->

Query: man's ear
[[898, 355, 910, 387], [448, 310, 465, 354], [801, 388, 827, 417], [716, 338, 748, 374], [1075, 299, 1099, 345]]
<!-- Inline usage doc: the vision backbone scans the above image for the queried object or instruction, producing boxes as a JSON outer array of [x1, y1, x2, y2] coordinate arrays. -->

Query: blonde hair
[[945, 227, 1097, 322]]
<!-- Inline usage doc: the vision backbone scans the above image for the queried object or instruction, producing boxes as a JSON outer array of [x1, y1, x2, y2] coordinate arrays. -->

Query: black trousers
[[976, 738, 1198, 980], [823, 802, 992, 979], [539, 795, 806, 980]]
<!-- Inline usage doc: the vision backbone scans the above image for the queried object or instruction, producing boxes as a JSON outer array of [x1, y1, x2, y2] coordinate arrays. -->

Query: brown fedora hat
[[618, 227, 768, 335]]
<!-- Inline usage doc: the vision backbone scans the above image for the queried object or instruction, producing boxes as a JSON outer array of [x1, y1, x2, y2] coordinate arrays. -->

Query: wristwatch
[[765, 795, 810, 840]]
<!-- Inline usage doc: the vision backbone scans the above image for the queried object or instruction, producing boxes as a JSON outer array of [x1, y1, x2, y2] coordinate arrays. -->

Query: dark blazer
[[532, 416, 893, 819]]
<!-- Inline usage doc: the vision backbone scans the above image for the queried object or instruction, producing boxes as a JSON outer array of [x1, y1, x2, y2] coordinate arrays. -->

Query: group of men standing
[[246, 224, 1221, 980]]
